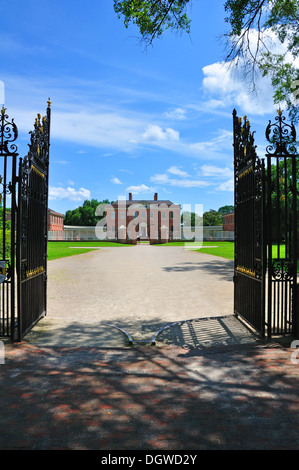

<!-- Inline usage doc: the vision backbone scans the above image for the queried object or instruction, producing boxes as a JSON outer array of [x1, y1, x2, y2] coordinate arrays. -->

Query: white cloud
[[49, 186, 91, 201], [110, 177, 123, 184], [201, 28, 282, 116], [216, 179, 234, 192], [190, 129, 233, 156], [150, 173, 209, 188], [200, 165, 233, 179], [167, 166, 190, 177], [164, 107, 186, 120], [141, 125, 180, 142], [126, 184, 156, 195]]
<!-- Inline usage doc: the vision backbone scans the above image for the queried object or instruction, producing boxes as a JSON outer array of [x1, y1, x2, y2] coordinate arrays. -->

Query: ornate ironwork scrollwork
[[0, 106, 18, 157], [271, 259, 294, 281], [265, 109, 297, 156], [25, 98, 51, 173], [233, 110, 259, 173]]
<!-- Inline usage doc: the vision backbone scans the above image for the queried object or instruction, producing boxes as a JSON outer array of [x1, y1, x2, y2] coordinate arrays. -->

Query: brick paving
[[1, 339, 299, 450]]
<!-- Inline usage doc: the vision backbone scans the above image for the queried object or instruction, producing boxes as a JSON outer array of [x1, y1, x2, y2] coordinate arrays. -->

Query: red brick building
[[223, 211, 234, 231], [48, 209, 64, 232], [104, 193, 181, 243], [48, 209, 64, 240]]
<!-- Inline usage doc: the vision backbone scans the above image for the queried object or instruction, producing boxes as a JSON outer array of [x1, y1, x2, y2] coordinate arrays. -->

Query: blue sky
[[0, 0, 280, 215]]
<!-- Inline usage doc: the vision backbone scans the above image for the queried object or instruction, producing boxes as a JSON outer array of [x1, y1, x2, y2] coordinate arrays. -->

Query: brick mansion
[[104, 193, 181, 243]]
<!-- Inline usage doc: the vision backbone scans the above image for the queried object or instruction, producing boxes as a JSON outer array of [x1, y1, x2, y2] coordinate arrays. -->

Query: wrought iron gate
[[233, 110, 266, 335], [233, 108, 298, 338], [0, 100, 50, 342], [17, 101, 51, 341], [0, 106, 18, 339], [265, 110, 298, 337]]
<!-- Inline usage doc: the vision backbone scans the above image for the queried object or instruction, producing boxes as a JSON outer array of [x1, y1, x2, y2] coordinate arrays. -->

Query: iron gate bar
[[0, 106, 18, 340]]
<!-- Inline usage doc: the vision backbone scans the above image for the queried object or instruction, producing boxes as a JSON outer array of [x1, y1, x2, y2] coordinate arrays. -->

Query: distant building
[[48, 209, 64, 239], [223, 211, 234, 231], [105, 193, 181, 243]]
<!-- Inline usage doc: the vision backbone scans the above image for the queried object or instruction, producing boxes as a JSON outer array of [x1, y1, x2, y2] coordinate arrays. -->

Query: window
[[170, 211, 174, 219], [162, 211, 165, 219]]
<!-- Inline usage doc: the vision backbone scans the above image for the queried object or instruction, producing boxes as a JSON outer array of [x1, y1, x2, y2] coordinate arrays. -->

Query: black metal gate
[[0, 100, 50, 342], [233, 110, 266, 335], [265, 110, 298, 337], [0, 106, 18, 339], [17, 101, 51, 341], [233, 108, 298, 338]]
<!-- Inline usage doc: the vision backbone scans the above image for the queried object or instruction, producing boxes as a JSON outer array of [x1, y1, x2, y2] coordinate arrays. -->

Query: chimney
[[154, 193, 158, 201], [129, 193, 132, 201]]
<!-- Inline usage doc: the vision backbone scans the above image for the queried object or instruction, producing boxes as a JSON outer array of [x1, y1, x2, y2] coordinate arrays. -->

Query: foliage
[[203, 209, 223, 226], [218, 205, 234, 215], [113, 0, 191, 45], [224, 0, 299, 122], [181, 207, 231, 226], [181, 210, 202, 226], [114, 0, 299, 122], [64, 199, 114, 226], [0, 208, 12, 259]]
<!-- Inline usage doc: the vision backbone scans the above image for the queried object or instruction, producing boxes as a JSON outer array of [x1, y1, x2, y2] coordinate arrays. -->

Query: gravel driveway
[[25, 244, 254, 347]]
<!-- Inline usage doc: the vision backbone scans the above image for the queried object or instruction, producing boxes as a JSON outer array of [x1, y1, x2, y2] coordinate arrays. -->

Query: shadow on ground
[[24, 314, 258, 349], [162, 260, 234, 281], [1, 336, 298, 450]]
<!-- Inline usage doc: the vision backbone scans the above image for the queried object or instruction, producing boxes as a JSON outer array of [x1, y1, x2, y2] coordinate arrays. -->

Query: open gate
[[0, 100, 51, 342], [233, 110, 266, 335], [233, 108, 298, 338], [265, 110, 298, 337], [16, 100, 51, 341]]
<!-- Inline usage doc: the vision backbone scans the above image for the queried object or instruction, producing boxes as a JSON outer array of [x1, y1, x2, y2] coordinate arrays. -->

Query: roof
[[112, 200, 180, 208]]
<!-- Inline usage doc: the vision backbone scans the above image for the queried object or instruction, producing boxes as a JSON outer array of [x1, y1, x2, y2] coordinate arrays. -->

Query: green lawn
[[47, 241, 131, 260], [194, 241, 234, 260], [154, 241, 235, 259], [47, 240, 296, 265]]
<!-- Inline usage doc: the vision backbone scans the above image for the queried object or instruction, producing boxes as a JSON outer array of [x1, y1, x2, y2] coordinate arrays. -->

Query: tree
[[218, 205, 234, 215], [181, 210, 202, 226], [113, 0, 191, 46], [64, 199, 113, 226], [114, 0, 299, 122], [203, 209, 223, 226]]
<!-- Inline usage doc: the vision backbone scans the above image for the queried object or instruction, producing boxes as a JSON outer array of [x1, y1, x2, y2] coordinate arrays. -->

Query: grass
[[47, 241, 131, 260], [47, 240, 297, 266], [194, 242, 234, 260], [153, 241, 235, 259]]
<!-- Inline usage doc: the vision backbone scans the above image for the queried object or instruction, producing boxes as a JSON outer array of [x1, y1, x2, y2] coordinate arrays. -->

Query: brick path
[[1, 340, 298, 450]]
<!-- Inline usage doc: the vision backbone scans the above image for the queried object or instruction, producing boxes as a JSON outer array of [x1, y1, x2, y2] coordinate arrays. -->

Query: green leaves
[[224, 0, 299, 122], [113, 0, 191, 44]]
